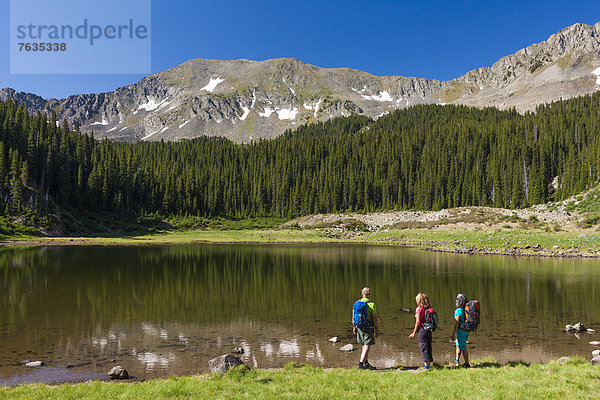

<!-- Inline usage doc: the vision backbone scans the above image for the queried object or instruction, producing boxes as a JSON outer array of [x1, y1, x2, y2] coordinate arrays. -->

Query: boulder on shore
[[592, 350, 600, 356], [592, 356, 600, 365], [108, 366, 129, 379], [208, 355, 246, 374], [329, 337, 339, 343], [231, 347, 244, 354], [590, 341, 600, 346]]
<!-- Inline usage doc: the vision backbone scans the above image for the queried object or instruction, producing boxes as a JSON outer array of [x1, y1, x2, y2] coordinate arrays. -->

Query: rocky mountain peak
[[1, 22, 600, 143]]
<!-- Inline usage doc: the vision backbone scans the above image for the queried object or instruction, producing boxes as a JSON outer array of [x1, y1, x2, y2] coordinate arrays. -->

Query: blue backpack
[[353, 300, 373, 328]]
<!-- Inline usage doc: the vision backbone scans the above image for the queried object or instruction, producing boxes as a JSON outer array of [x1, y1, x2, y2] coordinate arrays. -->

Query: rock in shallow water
[[565, 323, 586, 332], [592, 356, 600, 365], [208, 355, 246, 374], [329, 337, 339, 343], [590, 341, 600, 346], [592, 350, 600, 356], [231, 347, 244, 354], [339, 344, 354, 352], [24, 361, 44, 367], [573, 322, 586, 332], [108, 366, 129, 379]]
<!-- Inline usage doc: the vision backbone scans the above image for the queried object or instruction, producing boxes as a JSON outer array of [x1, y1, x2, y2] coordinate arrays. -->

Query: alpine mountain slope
[[1, 22, 600, 143]]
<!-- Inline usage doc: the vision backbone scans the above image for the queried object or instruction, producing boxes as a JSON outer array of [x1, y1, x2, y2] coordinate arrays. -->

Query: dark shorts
[[356, 327, 375, 345]]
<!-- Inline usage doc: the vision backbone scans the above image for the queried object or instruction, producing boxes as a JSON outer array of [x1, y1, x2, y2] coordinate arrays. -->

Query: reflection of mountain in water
[[0, 244, 599, 381]]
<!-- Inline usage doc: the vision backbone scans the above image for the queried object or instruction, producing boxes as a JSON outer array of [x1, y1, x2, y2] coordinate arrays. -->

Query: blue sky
[[2, 0, 600, 99]]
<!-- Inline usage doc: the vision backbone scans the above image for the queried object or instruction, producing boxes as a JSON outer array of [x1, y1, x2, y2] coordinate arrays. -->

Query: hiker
[[352, 287, 379, 370], [451, 293, 471, 368], [408, 292, 435, 370]]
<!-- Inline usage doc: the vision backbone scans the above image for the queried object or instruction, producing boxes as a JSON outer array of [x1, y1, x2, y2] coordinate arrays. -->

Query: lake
[[1, 244, 598, 384]]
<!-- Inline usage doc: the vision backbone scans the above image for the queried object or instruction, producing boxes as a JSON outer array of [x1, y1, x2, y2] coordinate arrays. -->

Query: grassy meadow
[[2, 358, 599, 399]]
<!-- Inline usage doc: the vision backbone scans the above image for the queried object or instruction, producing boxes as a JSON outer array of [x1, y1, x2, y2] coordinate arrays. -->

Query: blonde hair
[[416, 292, 430, 308]]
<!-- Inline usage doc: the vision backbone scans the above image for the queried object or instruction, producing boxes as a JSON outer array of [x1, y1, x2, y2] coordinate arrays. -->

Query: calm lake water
[[1, 244, 599, 384]]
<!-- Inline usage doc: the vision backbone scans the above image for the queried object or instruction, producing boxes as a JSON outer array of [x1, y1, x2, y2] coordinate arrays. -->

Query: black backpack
[[459, 300, 480, 332], [422, 306, 438, 332]]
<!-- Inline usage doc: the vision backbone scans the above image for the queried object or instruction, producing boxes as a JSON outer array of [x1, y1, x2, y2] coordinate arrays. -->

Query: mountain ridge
[[1, 21, 600, 142]]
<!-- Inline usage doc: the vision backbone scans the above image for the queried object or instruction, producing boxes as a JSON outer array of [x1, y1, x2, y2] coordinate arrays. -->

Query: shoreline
[[1, 227, 599, 259], [2, 357, 599, 398]]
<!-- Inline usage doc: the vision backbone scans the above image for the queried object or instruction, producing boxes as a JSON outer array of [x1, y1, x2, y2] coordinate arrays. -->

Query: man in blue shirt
[[352, 287, 379, 370]]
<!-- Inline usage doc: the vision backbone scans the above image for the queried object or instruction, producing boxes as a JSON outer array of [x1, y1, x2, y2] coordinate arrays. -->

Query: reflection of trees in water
[[1, 245, 599, 351]]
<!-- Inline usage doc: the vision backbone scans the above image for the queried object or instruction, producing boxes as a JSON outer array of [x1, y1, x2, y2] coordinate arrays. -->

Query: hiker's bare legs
[[456, 348, 469, 365], [462, 349, 469, 364], [360, 344, 370, 363]]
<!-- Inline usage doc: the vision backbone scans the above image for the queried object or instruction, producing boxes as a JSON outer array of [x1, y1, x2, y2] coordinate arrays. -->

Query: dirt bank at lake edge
[[2, 196, 600, 257], [1, 227, 599, 260]]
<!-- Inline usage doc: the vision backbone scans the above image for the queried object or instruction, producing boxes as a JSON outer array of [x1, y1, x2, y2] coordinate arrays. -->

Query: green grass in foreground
[[2, 358, 599, 399]]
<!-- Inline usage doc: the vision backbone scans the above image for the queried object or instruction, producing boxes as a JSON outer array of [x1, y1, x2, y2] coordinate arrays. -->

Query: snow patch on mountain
[[142, 126, 169, 141], [139, 98, 169, 112], [240, 105, 250, 120], [90, 118, 109, 126], [362, 90, 393, 102], [304, 99, 323, 118], [200, 77, 224, 92], [277, 107, 298, 120], [141, 129, 159, 141], [258, 106, 298, 120], [259, 107, 275, 118], [593, 66, 600, 85], [313, 98, 322, 118], [375, 111, 389, 119]]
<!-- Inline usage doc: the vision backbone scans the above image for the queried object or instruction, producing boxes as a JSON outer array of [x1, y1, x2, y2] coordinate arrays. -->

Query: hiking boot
[[464, 363, 471, 368], [362, 361, 376, 370], [357, 362, 365, 370]]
